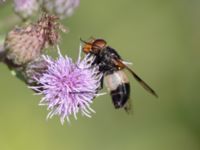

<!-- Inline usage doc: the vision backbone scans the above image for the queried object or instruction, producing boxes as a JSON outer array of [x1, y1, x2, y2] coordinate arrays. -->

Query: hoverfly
[[81, 38, 158, 112]]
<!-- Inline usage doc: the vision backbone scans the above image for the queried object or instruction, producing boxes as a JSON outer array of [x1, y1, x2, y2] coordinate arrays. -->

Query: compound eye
[[83, 44, 92, 53], [93, 39, 107, 49]]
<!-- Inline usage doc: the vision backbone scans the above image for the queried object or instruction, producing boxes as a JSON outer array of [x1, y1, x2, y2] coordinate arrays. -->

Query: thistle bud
[[4, 14, 65, 67], [14, 0, 40, 19], [0, 44, 5, 62], [24, 56, 49, 86], [43, 0, 80, 19], [0, 0, 6, 4]]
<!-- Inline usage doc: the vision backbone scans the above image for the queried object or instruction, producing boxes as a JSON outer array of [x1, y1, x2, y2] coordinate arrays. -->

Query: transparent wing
[[112, 59, 158, 98]]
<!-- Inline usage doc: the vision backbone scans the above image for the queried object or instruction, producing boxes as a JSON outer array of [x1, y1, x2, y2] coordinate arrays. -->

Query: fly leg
[[97, 75, 104, 91]]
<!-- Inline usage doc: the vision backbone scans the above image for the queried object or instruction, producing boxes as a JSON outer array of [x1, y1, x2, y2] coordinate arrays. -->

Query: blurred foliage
[[0, 0, 200, 150]]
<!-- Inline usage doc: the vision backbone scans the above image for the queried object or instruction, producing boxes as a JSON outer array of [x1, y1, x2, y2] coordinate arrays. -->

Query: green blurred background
[[0, 0, 200, 150]]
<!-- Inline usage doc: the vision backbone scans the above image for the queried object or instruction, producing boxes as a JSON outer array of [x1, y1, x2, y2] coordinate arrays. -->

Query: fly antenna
[[80, 38, 91, 45]]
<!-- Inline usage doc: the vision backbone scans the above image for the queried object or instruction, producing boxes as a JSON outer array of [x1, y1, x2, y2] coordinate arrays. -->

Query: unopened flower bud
[[43, 0, 80, 19], [14, 0, 40, 19], [4, 14, 65, 67], [0, 44, 5, 62], [24, 56, 49, 85]]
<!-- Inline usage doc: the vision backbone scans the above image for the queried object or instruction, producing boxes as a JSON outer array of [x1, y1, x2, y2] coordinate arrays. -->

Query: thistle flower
[[14, 0, 40, 19], [30, 49, 103, 124], [43, 0, 80, 19], [4, 14, 65, 67]]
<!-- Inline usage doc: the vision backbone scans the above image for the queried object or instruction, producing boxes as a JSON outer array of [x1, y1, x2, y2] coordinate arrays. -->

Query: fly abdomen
[[110, 83, 130, 108], [104, 70, 130, 109]]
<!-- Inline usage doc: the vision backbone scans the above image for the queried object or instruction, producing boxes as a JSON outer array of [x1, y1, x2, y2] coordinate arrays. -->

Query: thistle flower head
[[14, 0, 40, 19], [31, 49, 102, 124]]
